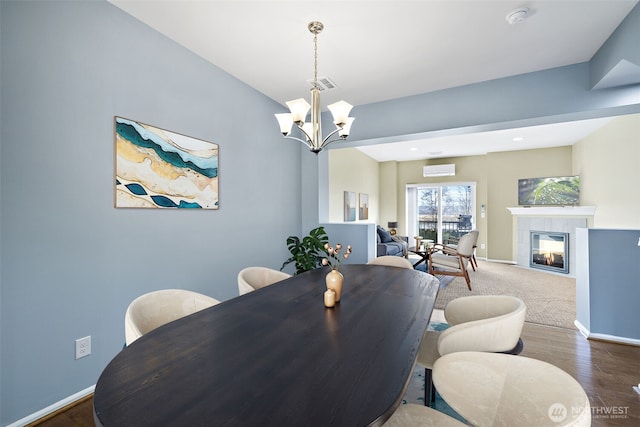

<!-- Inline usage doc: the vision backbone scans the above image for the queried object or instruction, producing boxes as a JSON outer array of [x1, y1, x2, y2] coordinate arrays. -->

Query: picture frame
[[114, 116, 219, 209], [359, 193, 369, 220], [344, 191, 356, 222]]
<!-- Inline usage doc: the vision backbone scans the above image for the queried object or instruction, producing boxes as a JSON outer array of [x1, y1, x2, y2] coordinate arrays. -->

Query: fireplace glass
[[530, 231, 569, 274]]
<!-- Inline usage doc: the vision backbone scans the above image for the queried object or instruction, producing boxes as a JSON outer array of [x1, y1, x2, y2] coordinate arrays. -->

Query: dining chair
[[124, 289, 221, 346], [417, 295, 526, 406], [384, 403, 466, 426], [432, 352, 591, 427], [367, 255, 414, 269], [428, 232, 475, 290], [237, 266, 291, 295]]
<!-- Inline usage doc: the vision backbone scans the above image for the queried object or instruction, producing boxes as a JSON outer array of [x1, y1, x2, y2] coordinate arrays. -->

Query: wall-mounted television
[[518, 176, 580, 206]]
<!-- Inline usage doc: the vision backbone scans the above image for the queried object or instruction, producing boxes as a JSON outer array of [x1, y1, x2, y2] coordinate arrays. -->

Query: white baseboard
[[485, 258, 517, 264], [574, 320, 590, 338], [7, 385, 95, 427], [574, 320, 640, 347], [589, 333, 640, 346]]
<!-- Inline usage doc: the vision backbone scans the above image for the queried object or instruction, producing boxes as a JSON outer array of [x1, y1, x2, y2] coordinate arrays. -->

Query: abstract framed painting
[[359, 193, 369, 220], [114, 116, 219, 209], [344, 191, 356, 222]]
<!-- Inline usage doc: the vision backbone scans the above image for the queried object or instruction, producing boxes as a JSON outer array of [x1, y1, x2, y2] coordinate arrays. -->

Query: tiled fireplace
[[507, 207, 595, 277], [530, 231, 569, 274]]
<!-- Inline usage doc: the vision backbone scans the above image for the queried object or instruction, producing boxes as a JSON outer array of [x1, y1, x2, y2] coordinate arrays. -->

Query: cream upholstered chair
[[384, 403, 466, 426], [367, 256, 414, 269], [428, 232, 475, 290], [237, 266, 291, 296], [124, 289, 220, 346], [446, 229, 479, 270], [467, 229, 479, 270], [432, 352, 591, 427], [417, 295, 526, 406]]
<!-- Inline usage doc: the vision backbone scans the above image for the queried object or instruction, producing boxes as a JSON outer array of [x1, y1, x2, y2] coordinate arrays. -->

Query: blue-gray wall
[[2, 0, 640, 425], [0, 1, 301, 424], [576, 229, 640, 340]]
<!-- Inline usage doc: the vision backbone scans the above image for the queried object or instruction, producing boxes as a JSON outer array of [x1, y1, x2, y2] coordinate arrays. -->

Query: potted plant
[[281, 226, 329, 275]]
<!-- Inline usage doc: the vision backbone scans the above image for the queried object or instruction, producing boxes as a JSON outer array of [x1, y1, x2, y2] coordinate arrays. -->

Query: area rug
[[411, 259, 455, 288], [433, 259, 576, 329], [401, 322, 466, 423]]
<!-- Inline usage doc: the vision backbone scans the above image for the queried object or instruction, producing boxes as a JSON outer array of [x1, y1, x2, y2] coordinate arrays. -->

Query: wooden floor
[[31, 323, 639, 426], [519, 323, 640, 426], [27, 394, 93, 427]]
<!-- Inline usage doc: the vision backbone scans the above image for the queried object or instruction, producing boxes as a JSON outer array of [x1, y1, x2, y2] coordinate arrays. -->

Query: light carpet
[[430, 259, 576, 329]]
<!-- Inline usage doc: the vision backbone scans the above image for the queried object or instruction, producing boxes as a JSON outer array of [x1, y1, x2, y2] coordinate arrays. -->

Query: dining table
[[93, 264, 440, 426]]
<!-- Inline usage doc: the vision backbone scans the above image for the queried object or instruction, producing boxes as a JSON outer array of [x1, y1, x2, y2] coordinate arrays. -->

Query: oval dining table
[[93, 264, 440, 427]]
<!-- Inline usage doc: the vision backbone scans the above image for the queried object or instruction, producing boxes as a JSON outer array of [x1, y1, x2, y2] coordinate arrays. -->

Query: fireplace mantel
[[507, 206, 596, 217]]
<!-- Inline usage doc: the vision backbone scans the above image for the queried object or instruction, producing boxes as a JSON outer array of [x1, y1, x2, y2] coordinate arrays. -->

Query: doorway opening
[[406, 183, 476, 244]]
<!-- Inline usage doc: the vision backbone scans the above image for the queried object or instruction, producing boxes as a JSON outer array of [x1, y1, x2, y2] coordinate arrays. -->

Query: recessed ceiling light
[[512, 136, 525, 142], [410, 147, 418, 151]]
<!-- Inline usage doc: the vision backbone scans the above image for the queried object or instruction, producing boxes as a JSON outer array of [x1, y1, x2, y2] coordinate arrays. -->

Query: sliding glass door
[[407, 183, 475, 244]]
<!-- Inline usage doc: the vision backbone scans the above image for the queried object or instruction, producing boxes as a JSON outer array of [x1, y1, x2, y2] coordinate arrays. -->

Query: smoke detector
[[506, 7, 529, 25]]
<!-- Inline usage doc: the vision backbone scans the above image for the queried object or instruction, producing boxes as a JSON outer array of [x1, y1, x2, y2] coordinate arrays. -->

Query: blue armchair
[[376, 226, 408, 257]]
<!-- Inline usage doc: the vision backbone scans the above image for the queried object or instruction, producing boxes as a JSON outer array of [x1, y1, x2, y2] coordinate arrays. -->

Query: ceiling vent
[[307, 76, 337, 91], [423, 164, 456, 177]]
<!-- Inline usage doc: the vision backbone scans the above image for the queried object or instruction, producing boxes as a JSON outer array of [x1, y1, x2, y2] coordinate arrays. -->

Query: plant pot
[[325, 269, 344, 302]]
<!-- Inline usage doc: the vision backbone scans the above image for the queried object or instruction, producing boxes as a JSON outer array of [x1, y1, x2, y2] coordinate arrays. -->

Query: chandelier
[[275, 21, 355, 154]]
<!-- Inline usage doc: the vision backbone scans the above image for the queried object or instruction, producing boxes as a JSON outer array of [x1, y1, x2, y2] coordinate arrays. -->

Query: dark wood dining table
[[93, 264, 440, 426]]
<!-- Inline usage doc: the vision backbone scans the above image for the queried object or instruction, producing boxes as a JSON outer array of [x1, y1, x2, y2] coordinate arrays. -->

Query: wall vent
[[423, 164, 455, 177]]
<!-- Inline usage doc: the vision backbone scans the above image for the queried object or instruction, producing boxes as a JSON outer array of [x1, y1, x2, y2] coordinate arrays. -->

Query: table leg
[[412, 252, 429, 269]]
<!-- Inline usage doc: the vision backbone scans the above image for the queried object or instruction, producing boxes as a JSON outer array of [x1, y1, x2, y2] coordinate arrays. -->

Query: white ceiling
[[108, 0, 637, 161], [355, 116, 615, 162]]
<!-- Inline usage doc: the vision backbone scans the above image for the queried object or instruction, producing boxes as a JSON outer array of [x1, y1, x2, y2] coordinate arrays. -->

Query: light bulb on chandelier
[[275, 21, 355, 154]]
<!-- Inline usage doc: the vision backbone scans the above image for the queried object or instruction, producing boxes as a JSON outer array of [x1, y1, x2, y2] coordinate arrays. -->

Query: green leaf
[[281, 226, 330, 274]]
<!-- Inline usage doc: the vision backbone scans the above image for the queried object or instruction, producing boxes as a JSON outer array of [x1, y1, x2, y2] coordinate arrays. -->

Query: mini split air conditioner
[[423, 164, 455, 177]]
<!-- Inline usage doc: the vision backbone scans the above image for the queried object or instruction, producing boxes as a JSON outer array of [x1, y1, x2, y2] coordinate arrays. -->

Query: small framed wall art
[[359, 193, 369, 220], [114, 116, 219, 209], [344, 191, 356, 222]]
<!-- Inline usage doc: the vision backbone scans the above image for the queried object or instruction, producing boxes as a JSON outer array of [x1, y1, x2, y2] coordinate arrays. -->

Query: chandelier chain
[[313, 33, 318, 88]]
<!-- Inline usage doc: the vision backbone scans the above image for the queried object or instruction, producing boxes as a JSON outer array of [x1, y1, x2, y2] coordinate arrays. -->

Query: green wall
[[378, 161, 399, 228], [328, 148, 379, 223], [485, 147, 573, 261], [573, 114, 640, 228]]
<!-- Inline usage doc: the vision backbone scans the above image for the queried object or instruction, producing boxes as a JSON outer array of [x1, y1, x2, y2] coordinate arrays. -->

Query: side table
[[408, 246, 429, 269]]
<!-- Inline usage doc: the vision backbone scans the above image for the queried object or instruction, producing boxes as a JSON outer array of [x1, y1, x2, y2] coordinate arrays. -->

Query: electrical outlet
[[75, 336, 91, 359], [480, 243, 486, 249]]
